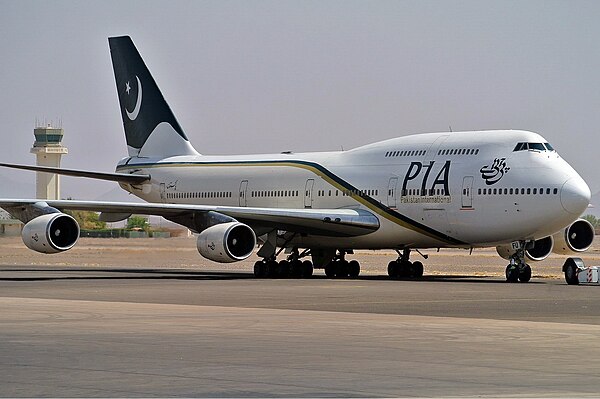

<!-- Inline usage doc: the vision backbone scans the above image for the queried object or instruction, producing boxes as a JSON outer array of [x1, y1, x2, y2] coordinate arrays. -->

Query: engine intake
[[197, 222, 256, 263], [22, 213, 80, 254], [496, 236, 554, 262], [552, 219, 595, 255]]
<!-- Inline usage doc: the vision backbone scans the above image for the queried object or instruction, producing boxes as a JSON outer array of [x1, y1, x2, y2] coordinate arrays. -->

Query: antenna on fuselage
[[449, 125, 453, 132]]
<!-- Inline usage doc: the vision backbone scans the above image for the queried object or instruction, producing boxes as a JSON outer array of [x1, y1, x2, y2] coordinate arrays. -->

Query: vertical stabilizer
[[109, 36, 199, 158]]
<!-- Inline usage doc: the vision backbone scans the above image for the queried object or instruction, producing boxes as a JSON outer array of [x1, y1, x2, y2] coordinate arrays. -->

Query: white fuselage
[[116, 130, 590, 250]]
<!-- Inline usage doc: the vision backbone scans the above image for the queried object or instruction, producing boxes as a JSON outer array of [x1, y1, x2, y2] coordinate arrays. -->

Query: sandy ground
[[2, 235, 599, 279]]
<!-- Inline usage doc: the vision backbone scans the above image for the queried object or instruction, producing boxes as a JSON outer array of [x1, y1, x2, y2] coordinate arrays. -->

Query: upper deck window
[[513, 142, 555, 152]]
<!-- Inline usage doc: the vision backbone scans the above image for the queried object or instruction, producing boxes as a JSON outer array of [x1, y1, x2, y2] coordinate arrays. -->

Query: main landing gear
[[387, 248, 424, 279], [253, 249, 314, 279], [324, 251, 361, 278], [505, 242, 532, 283]]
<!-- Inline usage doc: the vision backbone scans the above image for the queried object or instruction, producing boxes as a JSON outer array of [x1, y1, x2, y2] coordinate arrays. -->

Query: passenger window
[[527, 188, 531, 194], [533, 188, 537, 194]]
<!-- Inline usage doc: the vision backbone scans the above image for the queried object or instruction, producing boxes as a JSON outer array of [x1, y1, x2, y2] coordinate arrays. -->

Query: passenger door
[[159, 183, 166, 203], [304, 179, 314, 208], [461, 176, 474, 209], [239, 180, 248, 207], [387, 177, 398, 209]]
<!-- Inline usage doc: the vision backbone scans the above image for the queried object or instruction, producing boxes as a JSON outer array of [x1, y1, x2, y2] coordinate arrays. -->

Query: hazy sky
[[1, 0, 600, 201]]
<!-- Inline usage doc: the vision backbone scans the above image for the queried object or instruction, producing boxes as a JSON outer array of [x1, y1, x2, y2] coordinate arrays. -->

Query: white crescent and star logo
[[125, 75, 142, 121]]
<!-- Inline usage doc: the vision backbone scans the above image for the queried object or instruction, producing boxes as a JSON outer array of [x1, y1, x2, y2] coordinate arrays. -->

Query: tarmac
[[1, 262, 600, 397]]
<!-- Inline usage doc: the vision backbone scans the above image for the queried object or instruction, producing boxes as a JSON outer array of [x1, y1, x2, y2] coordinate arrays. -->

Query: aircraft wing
[[0, 199, 380, 237], [0, 163, 150, 184]]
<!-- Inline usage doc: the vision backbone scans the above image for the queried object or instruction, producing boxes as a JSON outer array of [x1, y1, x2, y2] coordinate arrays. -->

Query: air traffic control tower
[[30, 124, 68, 200]]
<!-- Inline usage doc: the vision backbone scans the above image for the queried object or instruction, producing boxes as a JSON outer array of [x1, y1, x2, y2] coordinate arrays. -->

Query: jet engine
[[496, 236, 554, 262], [197, 222, 256, 263], [552, 218, 595, 255], [22, 213, 80, 254]]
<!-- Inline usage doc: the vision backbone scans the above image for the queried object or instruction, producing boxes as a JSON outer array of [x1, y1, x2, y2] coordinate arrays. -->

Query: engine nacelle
[[197, 222, 256, 263], [22, 213, 80, 254], [552, 219, 595, 255], [496, 236, 554, 262]]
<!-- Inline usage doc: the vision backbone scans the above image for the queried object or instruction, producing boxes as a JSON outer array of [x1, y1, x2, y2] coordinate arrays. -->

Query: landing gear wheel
[[288, 260, 300, 278], [398, 261, 412, 279], [325, 262, 335, 278], [278, 260, 290, 278], [267, 260, 278, 278], [253, 261, 265, 278], [518, 264, 532, 283], [505, 264, 520, 283], [302, 260, 313, 278], [565, 262, 580, 285], [388, 261, 399, 278], [335, 260, 348, 278], [412, 261, 424, 278], [348, 260, 360, 278]]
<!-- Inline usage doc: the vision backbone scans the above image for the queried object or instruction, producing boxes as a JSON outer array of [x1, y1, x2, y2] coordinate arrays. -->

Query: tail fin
[[109, 36, 199, 158]]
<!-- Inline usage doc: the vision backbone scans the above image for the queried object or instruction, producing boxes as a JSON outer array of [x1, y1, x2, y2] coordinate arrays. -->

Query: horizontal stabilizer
[[0, 163, 150, 184]]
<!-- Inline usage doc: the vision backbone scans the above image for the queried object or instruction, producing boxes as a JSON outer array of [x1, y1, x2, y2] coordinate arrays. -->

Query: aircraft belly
[[289, 219, 448, 250]]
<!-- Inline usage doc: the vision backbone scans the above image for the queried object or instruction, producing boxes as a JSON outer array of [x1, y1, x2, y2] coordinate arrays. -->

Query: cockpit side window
[[513, 142, 526, 151], [544, 142, 555, 151]]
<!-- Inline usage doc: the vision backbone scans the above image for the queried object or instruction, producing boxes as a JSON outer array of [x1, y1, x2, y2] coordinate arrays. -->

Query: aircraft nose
[[560, 176, 591, 215]]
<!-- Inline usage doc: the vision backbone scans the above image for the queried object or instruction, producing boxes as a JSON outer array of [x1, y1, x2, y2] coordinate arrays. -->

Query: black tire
[[278, 260, 290, 278], [336, 260, 349, 278], [505, 264, 519, 283], [324, 262, 335, 278], [302, 260, 314, 278], [565, 263, 580, 285], [388, 261, 398, 278], [348, 260, 360, 278], [289, 260, 302, 278], [412, 261, 424, 278], [267, 260, 279, 278], [399, 261, 412, 279], [253, 261, 264, 278], [518, 264, 532, 283]]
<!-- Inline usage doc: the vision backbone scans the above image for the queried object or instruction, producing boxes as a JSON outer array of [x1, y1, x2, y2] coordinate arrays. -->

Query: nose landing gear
[[505, 242, 532, 283]]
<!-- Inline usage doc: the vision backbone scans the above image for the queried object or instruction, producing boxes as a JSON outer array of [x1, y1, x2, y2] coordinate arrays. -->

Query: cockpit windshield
[[513, 142, 555, 152]]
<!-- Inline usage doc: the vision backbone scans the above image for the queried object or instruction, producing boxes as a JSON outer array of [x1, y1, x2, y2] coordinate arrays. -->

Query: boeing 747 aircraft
[[0, 36, 593, 282]]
